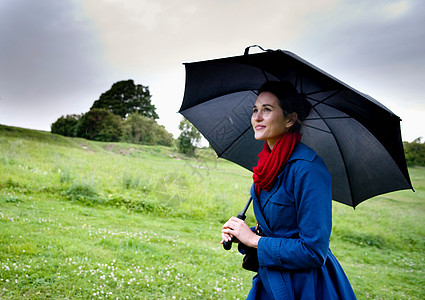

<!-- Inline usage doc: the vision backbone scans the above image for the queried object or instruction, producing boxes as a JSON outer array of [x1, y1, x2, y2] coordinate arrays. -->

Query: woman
[[221, 81, 356, 299]]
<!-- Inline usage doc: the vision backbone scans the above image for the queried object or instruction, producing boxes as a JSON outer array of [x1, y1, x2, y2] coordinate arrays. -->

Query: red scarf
[[253, 132, 301, 197]]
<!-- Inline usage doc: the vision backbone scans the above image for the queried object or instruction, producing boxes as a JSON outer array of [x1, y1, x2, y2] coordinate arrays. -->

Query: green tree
[[90, 80, 159, 120], [177, 118, 201, 156], [404, 137, 425, 167], [150, 122, 174, 147], [51, 114, 81, 137], [122, 113, 173, 146], [75, 109, 123, 142]]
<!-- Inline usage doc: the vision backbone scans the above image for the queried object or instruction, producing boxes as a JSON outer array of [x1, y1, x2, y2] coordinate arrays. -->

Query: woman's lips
[[255, 125, 265, 130]]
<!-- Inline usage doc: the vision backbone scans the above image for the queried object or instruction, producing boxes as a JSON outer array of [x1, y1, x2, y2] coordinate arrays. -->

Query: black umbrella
[[179, 46, 413, 207]]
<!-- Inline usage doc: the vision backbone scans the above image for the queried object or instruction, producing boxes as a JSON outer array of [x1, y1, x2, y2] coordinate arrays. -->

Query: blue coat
[[246, 143, 356, 300]]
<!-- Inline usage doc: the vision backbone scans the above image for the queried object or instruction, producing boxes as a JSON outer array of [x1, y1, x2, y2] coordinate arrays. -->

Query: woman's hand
[[221, 217, 261, 248]]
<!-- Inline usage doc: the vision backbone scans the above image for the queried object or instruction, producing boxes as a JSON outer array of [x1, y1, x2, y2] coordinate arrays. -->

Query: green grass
[[1, 124, 424, 299]]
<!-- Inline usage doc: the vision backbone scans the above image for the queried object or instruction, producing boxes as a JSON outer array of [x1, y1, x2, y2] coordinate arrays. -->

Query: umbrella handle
[[222, 239, 233, 250], [223, 196, 252, 250], [223, 212, 246, 250], [244, 45, 271, 56]]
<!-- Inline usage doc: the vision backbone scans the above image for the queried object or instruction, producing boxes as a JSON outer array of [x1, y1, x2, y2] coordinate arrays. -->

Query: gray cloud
[[291, 0, 425, 100], [0, 0, 112, 129], [0, 0, 423, 141]]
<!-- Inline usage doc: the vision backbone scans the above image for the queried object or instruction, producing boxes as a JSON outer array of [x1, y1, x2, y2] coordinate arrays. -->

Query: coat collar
[[251, 143, 318, 209], [287, 142, 317, 163]]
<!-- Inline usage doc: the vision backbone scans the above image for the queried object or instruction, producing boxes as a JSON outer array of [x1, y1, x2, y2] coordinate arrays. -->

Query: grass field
[[1, 125, 424, 299]]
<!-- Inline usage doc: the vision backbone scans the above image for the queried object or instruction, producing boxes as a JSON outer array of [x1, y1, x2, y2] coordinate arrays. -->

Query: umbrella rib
[[310, 105, 355, 206], [307, 90, 342, 108], [216, 125, 252, 158], [306, 116, 351, 121], [295, 72, 304, 94], [261, 69, 270, 81], [304, 89, 339, 96], [303, 124, 332, 134]]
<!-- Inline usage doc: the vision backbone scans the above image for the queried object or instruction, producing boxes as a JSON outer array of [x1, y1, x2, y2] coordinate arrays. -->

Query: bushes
[[52, 110, 174, 146], [121, 114, 173, 146], [75, 109, 123, 142], [404, 138, 425, 167], [51, 114, 81, 137]]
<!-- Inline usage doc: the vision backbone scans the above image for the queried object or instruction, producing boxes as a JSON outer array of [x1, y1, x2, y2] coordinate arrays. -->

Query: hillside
[[0, 125, 253, 219], [1, 125, 424, 299]]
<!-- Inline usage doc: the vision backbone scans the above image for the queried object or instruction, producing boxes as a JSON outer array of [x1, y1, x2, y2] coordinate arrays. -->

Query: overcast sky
[[0, 0, 424, 142]]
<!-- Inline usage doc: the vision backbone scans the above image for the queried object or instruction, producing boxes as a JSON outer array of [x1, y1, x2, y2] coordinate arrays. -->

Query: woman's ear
[[285, 112, 298, 128]]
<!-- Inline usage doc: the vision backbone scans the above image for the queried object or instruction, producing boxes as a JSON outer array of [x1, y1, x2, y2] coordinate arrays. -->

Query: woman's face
[[251, 91, 293, 149]]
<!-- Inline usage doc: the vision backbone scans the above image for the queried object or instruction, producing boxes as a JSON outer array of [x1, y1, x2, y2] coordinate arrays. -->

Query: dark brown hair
[[258, 81, 312, 133]]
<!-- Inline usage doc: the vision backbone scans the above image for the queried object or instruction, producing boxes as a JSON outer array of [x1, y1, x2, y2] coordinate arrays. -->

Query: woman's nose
[[255, 111, 263, 121]]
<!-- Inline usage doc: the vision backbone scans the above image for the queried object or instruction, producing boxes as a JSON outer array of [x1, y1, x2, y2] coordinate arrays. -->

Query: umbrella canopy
[[179, 46, 413, 207]]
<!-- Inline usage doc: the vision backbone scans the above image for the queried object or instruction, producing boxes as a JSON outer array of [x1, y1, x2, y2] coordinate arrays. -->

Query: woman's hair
[[258, 81, 312, 133]]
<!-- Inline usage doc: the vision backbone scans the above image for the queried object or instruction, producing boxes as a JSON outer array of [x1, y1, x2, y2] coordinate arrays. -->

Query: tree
[[404, 137, 425, 167], [122, 113, 173, 146], [75, 109, 123, 142], [152, 124, 174, 147], [51, 114, 81, 137], [90, 80, 159, 120], [177, 118, 201, 156]]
